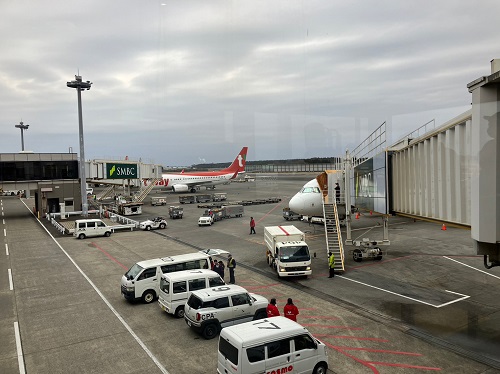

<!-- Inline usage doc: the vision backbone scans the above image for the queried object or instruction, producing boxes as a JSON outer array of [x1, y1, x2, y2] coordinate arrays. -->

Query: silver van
[[74, 219, 112, 239], [158, 269, 225, 318]]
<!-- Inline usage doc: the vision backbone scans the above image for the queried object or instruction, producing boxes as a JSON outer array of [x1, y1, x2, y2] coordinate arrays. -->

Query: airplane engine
[[172, 184, 189, 193]]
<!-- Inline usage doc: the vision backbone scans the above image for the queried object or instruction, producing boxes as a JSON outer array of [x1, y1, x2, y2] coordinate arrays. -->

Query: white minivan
[[158, 269, 225, 318], [74, 219, 112, 239], [218, 316, 329, 374], [121, 252, 221, 304]]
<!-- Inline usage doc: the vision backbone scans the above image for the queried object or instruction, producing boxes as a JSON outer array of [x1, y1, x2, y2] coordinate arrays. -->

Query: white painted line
[[22, 200, 170, 374], [14, 322, 26, 374], [3, 228, 6, 237], [6, 243, 9, 256], [8, 268, 13, 290], [338, 275, 470, 308], [2, 218, 5, 224], [443, 256, 500, 280]]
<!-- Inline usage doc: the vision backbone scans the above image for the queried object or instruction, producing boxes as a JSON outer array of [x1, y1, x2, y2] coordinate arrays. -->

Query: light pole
[[67, 75, 92, 217], [15, 121, 29, 151]]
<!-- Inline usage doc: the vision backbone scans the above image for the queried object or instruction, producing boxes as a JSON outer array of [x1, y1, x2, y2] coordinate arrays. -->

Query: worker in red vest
[[283, 298, 299, 322], [266, 298, 280, 317]]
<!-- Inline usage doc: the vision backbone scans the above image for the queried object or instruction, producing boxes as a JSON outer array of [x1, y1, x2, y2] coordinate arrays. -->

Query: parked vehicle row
[[119, 250, 328, 373]]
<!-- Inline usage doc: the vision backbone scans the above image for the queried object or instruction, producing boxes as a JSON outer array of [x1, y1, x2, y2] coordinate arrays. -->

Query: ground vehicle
[[265, 226, 312, 277], [169, 205, 184, 219], [223, 204, 244, 218], [196, 194, 212, 203], [212, 192, 227, 201], [184, 285, 268, 339], [151, 196, 167, 206], [158, 270, 225, 318], [1, 189, 21, 196], [121, 252, 216, 303], [179, 195, 197, 204], [73, 219, 112, 239], [352, 238, 383, 262], [198, 214, 214, 226], [283, 207, 302, 221], [218, 316, 328, 374], [139, 217, 167, 231]]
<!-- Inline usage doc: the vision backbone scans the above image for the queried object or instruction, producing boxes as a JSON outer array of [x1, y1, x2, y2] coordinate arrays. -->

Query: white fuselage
[[288, 178, 323, 217]]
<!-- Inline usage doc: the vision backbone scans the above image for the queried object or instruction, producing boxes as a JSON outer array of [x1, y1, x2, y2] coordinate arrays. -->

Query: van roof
[[136, 252, 209, 268], [220, 317, 308, 347], [75, 219, 104, 223], [191, 284, 247, 299], [161, 269, 220, 281]]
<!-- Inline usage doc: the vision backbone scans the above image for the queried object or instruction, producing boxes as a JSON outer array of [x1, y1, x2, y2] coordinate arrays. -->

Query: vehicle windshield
[[125, 264, 144, 280], [160, 278, 170, 294], [279, 246, 310, 262]]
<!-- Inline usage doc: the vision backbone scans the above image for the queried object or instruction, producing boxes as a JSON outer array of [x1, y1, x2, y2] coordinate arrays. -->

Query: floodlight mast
[[14, 121, 29, 151], [67, 75, 92, 217]]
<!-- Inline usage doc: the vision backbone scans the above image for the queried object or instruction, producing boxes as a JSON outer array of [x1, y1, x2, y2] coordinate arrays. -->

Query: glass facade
[[0, 161, 79, 182]]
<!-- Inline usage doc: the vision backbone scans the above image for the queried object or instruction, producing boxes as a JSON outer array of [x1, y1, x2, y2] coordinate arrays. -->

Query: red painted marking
[[244, 283, 281, 290], [299, 307, 317, 311], [91, 242, 128, 270], [314, 334, 389, 343], [367, 361, 441, 371], [302, 323, 362, 330], [332, 346, 422, 356], [301, 315, 340, 320], [256, 201, 285, 224]]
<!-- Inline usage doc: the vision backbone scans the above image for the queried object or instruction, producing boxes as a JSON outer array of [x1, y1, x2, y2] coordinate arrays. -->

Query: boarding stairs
[[132, 178, 162, 202], [96, 185, 116, 201], [323, 202, 345, 273]]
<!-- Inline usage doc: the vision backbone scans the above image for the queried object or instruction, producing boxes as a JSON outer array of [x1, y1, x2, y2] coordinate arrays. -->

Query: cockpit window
[[301, 187, 320, 193]]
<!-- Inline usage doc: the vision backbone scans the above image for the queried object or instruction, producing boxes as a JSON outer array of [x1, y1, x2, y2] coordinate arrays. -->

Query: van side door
[[265, 338, 293, 373], [86, 220, 96, 236], [292, 334, 318, 373]]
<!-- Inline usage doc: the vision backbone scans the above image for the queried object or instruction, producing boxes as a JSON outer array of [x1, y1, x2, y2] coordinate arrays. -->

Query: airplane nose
[[289, 193, 304, 213]]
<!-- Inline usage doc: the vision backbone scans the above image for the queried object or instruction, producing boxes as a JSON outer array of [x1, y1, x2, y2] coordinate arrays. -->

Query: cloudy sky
[[1, 0, 498, 166]]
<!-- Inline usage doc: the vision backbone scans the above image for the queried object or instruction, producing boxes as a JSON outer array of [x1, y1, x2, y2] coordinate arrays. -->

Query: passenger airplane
[[149, 147, 248, 193], [288, 178, 324, 217]]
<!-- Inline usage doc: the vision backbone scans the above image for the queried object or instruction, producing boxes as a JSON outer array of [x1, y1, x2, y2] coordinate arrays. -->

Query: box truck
[[265, 225, 312, 277]]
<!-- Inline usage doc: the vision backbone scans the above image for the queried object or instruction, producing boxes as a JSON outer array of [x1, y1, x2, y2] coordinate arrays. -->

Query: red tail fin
[[225, 147, 248, 177]]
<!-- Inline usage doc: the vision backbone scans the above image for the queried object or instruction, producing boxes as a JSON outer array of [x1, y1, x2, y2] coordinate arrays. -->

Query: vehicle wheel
[[254, 310, 267, 320], [146, 226, 151, 231], [175, 306, 185, 318], [353, 249, 363, 262], [142, 290, 155, 304], [104, 231, 111, 237], [202, 323, 219, 339], [313, 363, 327, 374], [159, 223, 166, 229], [78, 233, 86, 240]]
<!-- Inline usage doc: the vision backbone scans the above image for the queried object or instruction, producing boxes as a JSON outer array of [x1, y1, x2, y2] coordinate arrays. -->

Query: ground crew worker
[[227, 254, 236, 284], [283, 298, 299, 322], [266, 298, 280, 317], [328, 252, 335, 278], [250, 217, 256, 234]]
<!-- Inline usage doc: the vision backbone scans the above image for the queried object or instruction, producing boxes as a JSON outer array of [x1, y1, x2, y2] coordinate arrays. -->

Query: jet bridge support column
[[344, 149, 353, 245], [467, 59, 500, 268]]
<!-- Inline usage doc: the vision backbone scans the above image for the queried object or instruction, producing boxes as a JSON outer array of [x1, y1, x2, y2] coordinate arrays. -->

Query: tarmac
[[1, 173, 499, 374]]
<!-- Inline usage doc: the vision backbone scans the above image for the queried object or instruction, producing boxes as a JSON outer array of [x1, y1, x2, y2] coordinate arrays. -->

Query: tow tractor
[[139, 217, 167, 231], [351, 238, 383, 262]]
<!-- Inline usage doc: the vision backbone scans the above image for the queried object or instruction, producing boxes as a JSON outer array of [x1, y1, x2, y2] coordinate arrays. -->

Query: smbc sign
[[106, 163, 138, 179]]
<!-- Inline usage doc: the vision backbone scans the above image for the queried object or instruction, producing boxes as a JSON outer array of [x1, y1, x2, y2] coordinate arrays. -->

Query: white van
[[73, 219, 112, 239], [218, 316, 328, 374], [158, 269, 225, 318], [121, 252, 216, 304]]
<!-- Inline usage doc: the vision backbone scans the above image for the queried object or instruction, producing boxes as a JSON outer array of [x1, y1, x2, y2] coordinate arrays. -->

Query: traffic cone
[[370, 211, 372, 215], [355, 212, 360, 219], [441, 224, 447, 231]]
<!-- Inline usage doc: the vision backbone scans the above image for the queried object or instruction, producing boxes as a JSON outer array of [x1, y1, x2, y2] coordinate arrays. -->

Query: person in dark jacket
[[216, 260, 225, 280], [227, 254, 236, 284], [266, 298, 280, 317], [283, 298, 299, 322]]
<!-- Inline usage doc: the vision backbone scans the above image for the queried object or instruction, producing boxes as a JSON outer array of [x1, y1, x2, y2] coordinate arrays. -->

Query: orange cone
[[355, 212, 360, 219], [441, 224, 447, 231], [370, 211, 372, 215]]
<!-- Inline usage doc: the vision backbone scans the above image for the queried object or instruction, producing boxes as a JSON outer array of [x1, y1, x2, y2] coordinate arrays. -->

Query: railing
[[50, 217, 66, 234]]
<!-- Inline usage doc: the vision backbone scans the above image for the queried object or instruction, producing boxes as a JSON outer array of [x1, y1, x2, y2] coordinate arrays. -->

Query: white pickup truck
[[198, 215, 214, 226], [139, 217, 167, 231]]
